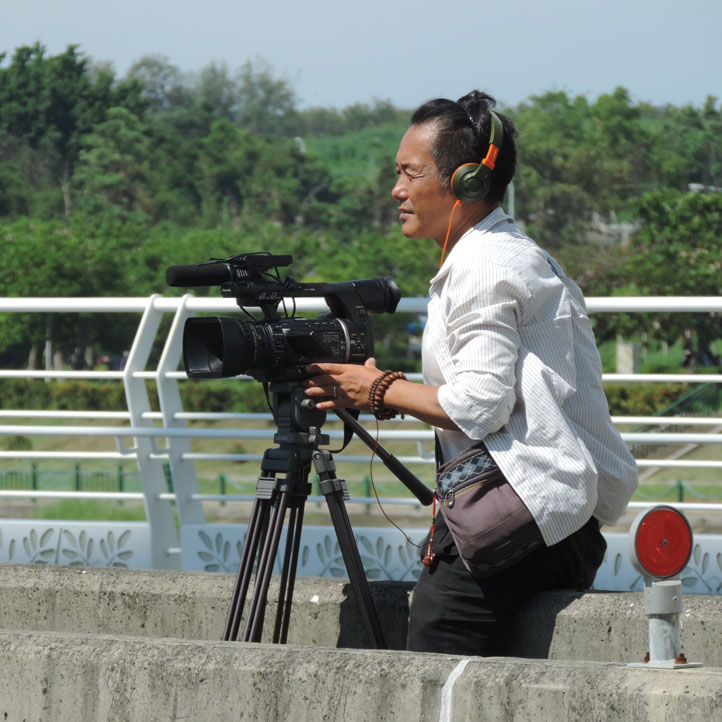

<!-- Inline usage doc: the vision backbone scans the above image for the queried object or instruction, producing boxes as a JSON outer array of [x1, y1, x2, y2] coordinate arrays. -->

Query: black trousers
[[406, 515, 606, 656]]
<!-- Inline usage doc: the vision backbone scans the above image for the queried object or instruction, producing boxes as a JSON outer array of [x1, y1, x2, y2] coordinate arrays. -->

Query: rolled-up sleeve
[[435, 260, 531, 439]]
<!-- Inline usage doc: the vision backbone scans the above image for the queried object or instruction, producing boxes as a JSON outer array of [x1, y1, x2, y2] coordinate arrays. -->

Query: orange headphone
[[449, 111, 504, 203], [440, 111, 504, 265]]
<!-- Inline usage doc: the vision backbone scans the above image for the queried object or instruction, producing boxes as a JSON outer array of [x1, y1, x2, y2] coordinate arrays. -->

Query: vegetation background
[[1, 44, 722, 517], [1, 42, 721, 384]]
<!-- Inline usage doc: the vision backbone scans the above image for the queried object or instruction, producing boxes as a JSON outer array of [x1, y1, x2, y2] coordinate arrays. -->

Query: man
[[305, 91, 637, 655]]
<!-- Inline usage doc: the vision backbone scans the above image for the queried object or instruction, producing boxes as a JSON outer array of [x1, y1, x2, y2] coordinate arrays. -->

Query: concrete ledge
[[512, 588, 722, 665], [1, 630, 720, 722], [1, 563, 721, 665], [0, 563, 412, 649], [2, 564, 722, 721]]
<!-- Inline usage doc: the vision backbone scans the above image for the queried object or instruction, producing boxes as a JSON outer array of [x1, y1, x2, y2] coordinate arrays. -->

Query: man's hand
[[304, 358, 458, 430], [303, 358, 382, 410]]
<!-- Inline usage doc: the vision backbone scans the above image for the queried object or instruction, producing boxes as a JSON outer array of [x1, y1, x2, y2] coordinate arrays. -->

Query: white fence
[[1, 295, 722, 591]]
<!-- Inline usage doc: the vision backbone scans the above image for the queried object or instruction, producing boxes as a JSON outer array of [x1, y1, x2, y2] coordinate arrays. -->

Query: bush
[[2, 435, 32, 451], [0, 379, 131, 411], [0, 379, 704, 418], [0, 378, 269, 413], [603, 383, 689, 416], [180, 379, 269, 413]]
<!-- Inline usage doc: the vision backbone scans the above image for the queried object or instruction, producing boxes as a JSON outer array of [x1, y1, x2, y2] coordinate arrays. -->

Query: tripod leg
[[313, 450, 387, 649], [326, 493, 387, 649], [273, 500, 305, 644], [243, 489, 289, 642], [222, 497, 270, 641]]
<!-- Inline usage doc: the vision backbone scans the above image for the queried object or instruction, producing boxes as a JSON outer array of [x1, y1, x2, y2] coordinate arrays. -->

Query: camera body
[[166, 252, 401, 383]]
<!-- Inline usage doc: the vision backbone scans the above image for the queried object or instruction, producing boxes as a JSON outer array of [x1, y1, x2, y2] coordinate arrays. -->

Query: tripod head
[[268, 381, 329, 447], [264, 382, 433, 506]]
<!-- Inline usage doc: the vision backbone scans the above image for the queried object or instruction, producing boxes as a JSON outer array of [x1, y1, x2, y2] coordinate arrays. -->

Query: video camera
[[166, 252, 402, 383]]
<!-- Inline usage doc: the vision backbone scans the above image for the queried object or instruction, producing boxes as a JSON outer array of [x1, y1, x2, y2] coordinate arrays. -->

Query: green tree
[[72, 106, 153, 221], [233, 58, 299, 138], [626, 190, 722, 295], [0, 44, 145, 219], [124, 54, 191, 113], [195, 119, 262, 227], [140, 107, 207, 225], [194, 61, 240, 122], [0, 130, 34, 217], [602, 189, 722, 363], [239, 139, 333, 228], [699, 96, 722, 187], [641, 98, 722, 192], [513, 92, 609, 249], [0, 218, 147, 365], [589, 86, 646, 202]]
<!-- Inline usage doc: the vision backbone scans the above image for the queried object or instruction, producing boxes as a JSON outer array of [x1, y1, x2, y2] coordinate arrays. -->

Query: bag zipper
[[444, 475, 500, 509]]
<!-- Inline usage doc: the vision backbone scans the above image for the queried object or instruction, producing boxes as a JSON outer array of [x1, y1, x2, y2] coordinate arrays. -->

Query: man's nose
[[392, 178, 407, 200]]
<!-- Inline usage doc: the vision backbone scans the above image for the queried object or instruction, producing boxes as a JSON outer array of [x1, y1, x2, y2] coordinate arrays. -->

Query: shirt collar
[[430, 206, 511, 285]]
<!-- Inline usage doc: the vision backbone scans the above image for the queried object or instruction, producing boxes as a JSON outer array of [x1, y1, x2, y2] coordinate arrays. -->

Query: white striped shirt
[[423, 208, 638, 546]]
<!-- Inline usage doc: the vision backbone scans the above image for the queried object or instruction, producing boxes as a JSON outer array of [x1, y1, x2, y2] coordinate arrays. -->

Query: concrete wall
[[0, 564, 412, 649], [1, 564, 721, 721]]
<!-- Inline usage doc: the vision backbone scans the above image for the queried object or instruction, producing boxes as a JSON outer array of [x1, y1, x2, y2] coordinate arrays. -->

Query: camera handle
[[222, 382, 386, 648], [334, 408, 434, 506]]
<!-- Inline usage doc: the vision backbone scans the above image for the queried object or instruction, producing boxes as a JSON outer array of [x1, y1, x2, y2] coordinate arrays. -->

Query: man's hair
[[410, 90, 517, 203]]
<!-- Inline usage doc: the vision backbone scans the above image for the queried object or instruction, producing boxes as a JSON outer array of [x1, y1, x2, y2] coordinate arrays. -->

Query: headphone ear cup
[[451, 162, 491, 203]]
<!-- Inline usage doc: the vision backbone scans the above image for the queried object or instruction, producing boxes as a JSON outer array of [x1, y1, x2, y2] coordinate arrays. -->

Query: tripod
[[222, 381, 433, 649]]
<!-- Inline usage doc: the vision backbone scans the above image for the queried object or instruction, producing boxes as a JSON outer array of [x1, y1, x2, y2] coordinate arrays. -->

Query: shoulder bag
[[435, 440, 544, 577]]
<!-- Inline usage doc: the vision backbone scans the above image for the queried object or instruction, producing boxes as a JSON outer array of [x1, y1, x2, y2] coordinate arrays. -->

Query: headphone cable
[[440, 199, 462, 267]]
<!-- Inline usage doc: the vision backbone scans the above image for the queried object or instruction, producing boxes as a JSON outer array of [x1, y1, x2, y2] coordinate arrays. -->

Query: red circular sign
[[634, 507, 692, 578]]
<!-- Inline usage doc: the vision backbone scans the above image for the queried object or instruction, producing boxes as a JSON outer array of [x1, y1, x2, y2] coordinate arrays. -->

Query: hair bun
[[457, 91, 497, 133]]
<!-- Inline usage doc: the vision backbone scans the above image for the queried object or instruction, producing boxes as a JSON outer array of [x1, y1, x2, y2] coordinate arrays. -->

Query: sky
[[1, 0, 720, 111]]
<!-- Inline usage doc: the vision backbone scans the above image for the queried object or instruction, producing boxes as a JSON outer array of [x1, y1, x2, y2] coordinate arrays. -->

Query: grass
[[4, 355, 722, 523], [0, 416, 436, 522], [634, 482, 722, 503], [32, 499, 147, 522]]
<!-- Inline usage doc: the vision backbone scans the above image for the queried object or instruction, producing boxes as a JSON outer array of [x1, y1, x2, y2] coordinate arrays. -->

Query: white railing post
[[156, 295, 205, 527], [122, 295, 180, 569]]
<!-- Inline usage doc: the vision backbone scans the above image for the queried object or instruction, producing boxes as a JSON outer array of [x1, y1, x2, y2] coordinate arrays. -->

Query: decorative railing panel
[[179, 523, 722, 593], [0, 521, 152, 568]]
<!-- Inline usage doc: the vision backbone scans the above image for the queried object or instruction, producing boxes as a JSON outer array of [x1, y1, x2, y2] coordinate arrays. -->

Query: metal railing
[[2, 295, 722, 569]]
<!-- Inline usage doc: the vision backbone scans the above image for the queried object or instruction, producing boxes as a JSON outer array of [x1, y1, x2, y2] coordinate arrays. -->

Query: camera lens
[[183, 317, 272, 378]]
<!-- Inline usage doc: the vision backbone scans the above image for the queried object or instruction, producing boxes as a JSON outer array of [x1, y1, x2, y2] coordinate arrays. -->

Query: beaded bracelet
[[368, 370, 406, 420], [367, 371, 392, 418]]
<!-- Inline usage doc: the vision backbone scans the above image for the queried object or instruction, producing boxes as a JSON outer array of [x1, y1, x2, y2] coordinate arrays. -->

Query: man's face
[[392, 123, 458, 245]]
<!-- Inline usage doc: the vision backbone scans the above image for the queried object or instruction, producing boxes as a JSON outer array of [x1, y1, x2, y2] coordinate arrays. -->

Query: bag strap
[[434, 432, 442, 470]]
